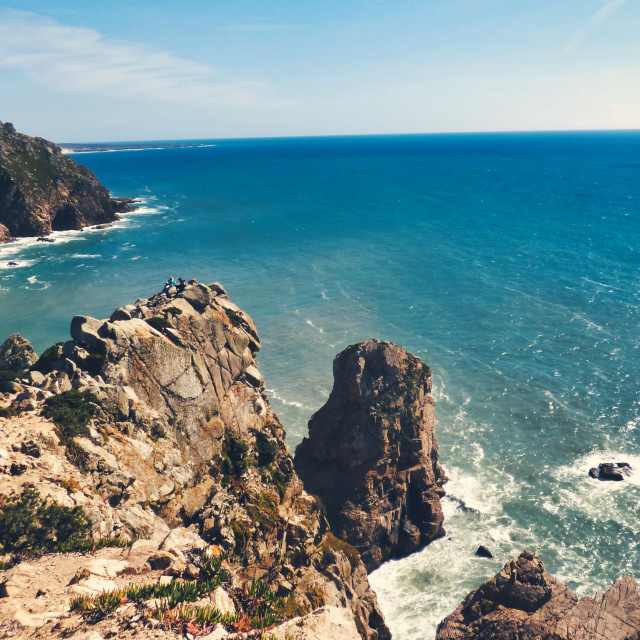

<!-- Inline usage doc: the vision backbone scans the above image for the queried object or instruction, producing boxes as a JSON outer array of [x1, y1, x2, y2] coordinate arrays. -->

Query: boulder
[[475, 545, 494, 559], [436, 550, 640, 640], [589, 462, 632, 481], [0, 334, 37, 371], [295, 339, 446, 571]]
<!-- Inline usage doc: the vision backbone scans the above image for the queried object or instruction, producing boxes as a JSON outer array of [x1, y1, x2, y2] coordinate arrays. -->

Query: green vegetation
[[150, 423, 166, 440], [320, 532, 361, 571], [222, 432, 249, 477], [305, 586, 326, 610], [0, 368, 24, 392], [0, 488, 91, 555], [254, 431, 278, 466], [42, 390, 98, 437], [145, 316, 170, 333], [70, 551, 288, 634], [30, 342, 63, 374], [0, 405, 18, 419], [84, 353, 107, 376], [71, 551, 229, 622], [42, 390, 99, 469]]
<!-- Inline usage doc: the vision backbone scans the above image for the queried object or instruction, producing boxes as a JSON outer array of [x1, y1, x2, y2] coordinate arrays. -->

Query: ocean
[[1, 132, 639, 638]]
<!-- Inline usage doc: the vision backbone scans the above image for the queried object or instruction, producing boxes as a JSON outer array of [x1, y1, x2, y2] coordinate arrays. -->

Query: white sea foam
[[553, 450, 640, 488], [305, 319, 324, 333], [71, 253, 101, 259], [265, 388, 309, 410]]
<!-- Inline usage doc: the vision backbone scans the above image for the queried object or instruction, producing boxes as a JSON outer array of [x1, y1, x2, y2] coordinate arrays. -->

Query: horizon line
[[57, 127, 640, 146]]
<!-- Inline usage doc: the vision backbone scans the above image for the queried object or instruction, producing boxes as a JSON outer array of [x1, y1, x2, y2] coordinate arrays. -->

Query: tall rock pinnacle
[[294, 339, 447, 571]]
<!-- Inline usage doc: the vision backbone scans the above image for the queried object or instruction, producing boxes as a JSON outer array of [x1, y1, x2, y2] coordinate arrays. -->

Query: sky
[[0, 0, 638, 142]]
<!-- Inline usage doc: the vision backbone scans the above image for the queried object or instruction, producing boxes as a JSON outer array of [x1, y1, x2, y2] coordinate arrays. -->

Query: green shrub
[[0, 488, 91, 554], [222, 432, 249, 477], [30, 343, 63, 374], [0, 368, 24, 392], [42, 390, 98, 438], [84, 353, 106, 376], [42, 390, 99, 469], [145, 316, 169, 333], [254, 431, 278, 466]]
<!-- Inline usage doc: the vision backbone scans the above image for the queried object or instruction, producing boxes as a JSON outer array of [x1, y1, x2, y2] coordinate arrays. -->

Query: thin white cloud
[[566, 0, 630, 51], [218, 24, 296, 32], [0, 9, 273, 105]]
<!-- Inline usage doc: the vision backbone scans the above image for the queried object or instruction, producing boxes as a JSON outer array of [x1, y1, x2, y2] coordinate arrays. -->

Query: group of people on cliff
[[161, 276, 187, 297]]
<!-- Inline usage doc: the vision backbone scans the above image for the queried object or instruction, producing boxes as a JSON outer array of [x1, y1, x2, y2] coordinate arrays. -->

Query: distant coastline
[[60, 142, 217, 154]]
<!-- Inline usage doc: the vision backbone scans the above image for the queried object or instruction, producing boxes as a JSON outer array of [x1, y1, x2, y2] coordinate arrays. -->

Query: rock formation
[[294, 339, 447, 572], [0, 282, 390, 640], [589, 462, 633, 481], [436, 550, 640, 640], [0, 121, 135, 240], [0, 333, 37, 371]]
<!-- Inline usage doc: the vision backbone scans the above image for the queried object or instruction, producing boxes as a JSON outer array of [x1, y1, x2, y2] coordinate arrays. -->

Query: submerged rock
[[436, 550, 640, 640], [589, 462, 632, 481], [294, 339, 446, 571]]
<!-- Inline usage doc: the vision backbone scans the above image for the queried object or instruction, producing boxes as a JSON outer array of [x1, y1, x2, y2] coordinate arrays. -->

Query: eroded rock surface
[[0, 282, 390, 640], [0, 121, 134, 239], [294, 339, 446, 571], [0, 333, 37, 371], [436, 550, 640, 640]]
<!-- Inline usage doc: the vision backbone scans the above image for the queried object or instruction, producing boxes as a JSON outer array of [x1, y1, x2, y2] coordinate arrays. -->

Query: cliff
[[0, 281, 389, 640], [0, 121, 134, 239], [436, 550, 640, 640], [294, 340, 446, 572]]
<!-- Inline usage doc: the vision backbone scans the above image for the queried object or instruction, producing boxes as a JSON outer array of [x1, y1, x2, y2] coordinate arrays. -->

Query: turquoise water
[[1, 133, 640, 638]]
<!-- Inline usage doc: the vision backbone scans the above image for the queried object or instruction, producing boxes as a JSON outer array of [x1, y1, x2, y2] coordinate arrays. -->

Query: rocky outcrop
[[436, 550, 640, 640], [0, 121, 135, 239], [294, 339, 446, 571], [0, 333, 38, 371], [589, 462, 633, 481], [0, 282, 390, 640]]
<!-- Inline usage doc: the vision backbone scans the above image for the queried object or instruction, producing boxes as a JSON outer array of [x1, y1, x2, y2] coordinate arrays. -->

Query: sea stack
[[0, 121, 134, 239], [294, 339, 447, 571]]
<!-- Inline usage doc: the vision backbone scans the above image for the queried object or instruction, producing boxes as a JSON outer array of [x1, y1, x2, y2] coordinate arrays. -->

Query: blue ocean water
[[1, 132, 639, 638]]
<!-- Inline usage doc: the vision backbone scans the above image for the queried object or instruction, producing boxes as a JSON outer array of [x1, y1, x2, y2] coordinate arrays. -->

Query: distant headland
[[0, 121, 136, 243]]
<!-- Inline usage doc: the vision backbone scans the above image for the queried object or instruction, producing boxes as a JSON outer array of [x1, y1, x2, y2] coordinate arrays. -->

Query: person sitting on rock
[[168, 276, 178, 288], [162, 280, 172, 296], [176, 277, 187, 293]]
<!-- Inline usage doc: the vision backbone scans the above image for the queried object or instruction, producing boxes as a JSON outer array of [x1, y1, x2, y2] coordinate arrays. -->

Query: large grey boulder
[[0, 333, 37, 371]]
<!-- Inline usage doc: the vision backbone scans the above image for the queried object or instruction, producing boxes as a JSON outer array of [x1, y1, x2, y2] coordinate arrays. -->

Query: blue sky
[[0, 0, 638, 141]]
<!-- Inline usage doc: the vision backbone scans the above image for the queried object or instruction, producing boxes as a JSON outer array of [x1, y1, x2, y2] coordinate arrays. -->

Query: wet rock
[[589, 462, 632, 481], [436, 550, 640, 640], [476, 545, 494, 559], [295, 339, 446, 571]]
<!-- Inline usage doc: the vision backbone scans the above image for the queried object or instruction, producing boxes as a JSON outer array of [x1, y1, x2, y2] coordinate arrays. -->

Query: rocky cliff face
[[0, 121, 134, 239], [294, 339, 446, 572], [0, 282, 390, 640], [436, 550, 640, 640]]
